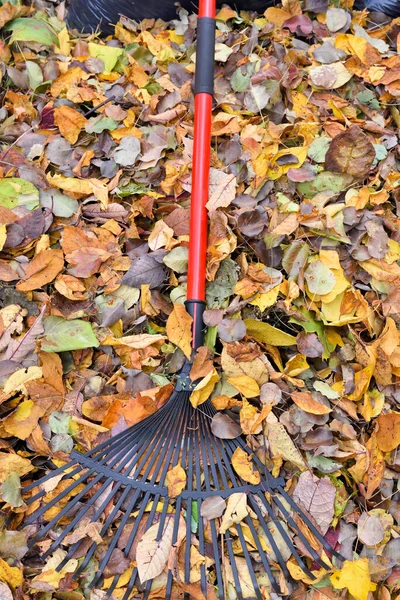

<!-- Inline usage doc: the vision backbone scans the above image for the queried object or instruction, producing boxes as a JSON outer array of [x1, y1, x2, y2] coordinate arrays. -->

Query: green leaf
[[85, 115, 119, 134], [25, 60, 43, 90], [306, 453, 342, 474], [297, 171, 354, 198], [4, 18, 58, 46], [308, 137, 331, 163], [41, 316, 99, 352], [116, 182, 150, 197], [0, 472, 23, 508], [39, 189, 78, 218], [0, 178, 39, 210], [305, 260, 336, 295], [88, 42, 123, 73], [313, 380, 340, 399], [206, 258, 238, 308], [48, 411, 71, 434], [230, 62, 257, 93], [163, 246, 188, 273]]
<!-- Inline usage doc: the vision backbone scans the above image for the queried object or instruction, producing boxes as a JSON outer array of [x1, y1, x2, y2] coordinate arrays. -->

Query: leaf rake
[[20, 1, 343, 597]]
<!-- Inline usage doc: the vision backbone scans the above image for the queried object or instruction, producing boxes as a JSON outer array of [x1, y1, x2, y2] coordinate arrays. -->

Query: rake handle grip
[[186, 0, 216, 350]]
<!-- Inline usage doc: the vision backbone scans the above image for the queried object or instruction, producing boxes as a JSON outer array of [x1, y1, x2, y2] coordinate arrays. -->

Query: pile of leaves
[[0, 0, 400, 598]]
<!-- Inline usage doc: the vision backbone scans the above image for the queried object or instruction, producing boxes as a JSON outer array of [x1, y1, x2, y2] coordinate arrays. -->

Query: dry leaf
[[136, 517, 174, 583], [219, 492, 248, 534], [54, 105, 87, 144], [16, 249, 64, 292], [166, 465, 186, 498], [291, 391, 331, 415], [231, 447, 260, 485], [166, 303, 193, 359]]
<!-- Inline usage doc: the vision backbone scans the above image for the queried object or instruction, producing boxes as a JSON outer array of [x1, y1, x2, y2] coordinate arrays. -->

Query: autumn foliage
[[0, 0, 400, 598]]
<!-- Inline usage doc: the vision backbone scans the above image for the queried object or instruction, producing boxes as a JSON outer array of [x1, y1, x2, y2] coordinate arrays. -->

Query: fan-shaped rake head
[[22, 387, 342, 599]]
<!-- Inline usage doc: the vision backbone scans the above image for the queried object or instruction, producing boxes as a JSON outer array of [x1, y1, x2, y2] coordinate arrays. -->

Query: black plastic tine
[[83, 485, 137, 585], [23, 460, 83, 495], [143, 579, 153, 600], [184, 407, 196, 587], [255, 492, 316, 580], [277, 486, 344, 561], [235, 523, 263, 600], [248, 495, 290, 579], [123, 392, 183, 480], [25, 469, 100, 527], [210, 520, 224, 600], [165, 495, 183, 599], [243, 514, 281, 595], [121, 567, 138, 600], [272, 494, 332, 570], [225, 533, 244, 600], [42, 477, 117, 559]]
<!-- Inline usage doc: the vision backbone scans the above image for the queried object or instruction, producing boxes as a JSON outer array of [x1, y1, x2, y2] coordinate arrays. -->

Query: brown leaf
[[16, 249, 64, 292], [324, 125, 375, 177], [375, 412, 400, 453], [136, 517, 174, 583], [293, 471, 336, 535], [211, 413, 241, 439], [190, 346, 213, 381], [200, 496, 226, 520], [365, 433, 385, 499]]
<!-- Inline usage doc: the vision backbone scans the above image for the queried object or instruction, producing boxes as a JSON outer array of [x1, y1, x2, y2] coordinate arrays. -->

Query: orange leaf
[[166, 303, 193, 360], [365, 433, 385, 500], [292, 392, 332, 415], [190, 346, 213, 381], [375, 412, 400, 453], [166, 464, 186, 498], [16, 249, 64, 292], [54, 105, 87, 144], [232, 447, 260, 485]]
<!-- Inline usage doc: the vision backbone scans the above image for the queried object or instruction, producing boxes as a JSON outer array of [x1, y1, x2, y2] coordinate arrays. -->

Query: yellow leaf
[[240, 398, 272, 434], [56, 27, 71, 56], [190, 368, 219, 408], [3, 400, 46, 440], [264, 6, 291, 26], [284, 354, 309, 377], [166, 303, 193, 360], [220, 492, 248, 534], [216, 6, 237, 21], [138, 31, 175, 63], [228, 376, 260, 399], [330, 558, 377, 600], [267, 420, 306, 470], [0, 453, 33, 484], [287, 560, 326, 585], [0, 557, 23, 588], [360, 258, 400, 282], [166, 464, 186, 498], [231, 447, 260, 485], [3, 366, 42, 395], [88, 42, 123, 73], [54, 105, 86, 144], [292, 391, 331, 415], [47, 173, 108, 208], [244, 319, 296, 346], [249, 285, 280, 311], [0, 224, 7, 251], [335, 34, 381, 67]]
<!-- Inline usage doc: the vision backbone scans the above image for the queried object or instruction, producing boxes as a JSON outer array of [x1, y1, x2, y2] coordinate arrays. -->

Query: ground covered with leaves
[[0, 0, 400, 598]]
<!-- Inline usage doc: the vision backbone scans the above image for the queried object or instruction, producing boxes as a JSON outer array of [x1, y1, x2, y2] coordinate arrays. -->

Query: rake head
[[22, 369, 342, 600]]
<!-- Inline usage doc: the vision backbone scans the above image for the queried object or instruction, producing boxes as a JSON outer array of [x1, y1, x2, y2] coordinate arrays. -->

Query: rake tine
[[42, 477, 118, 559], [277, 486, 344, 561], [165, 495, 183, 599], [243, 515, 281, 595], [272, 494, 332, 570], [210, 520, 224, 600], [248, 495, 290, 579], [121, 567, 139, 600], [236, 523, 263, 600], [225, 533, 244, 600], [25, 469, 100, 527], [23, 460, 83, 495], [256, 492, 316, 580], [76, 484, 134, 582]]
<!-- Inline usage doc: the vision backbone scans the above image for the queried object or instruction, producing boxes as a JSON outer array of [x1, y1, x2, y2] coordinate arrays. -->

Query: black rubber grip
[[185, 300, 206, 350], [194, 17, 216, 96]]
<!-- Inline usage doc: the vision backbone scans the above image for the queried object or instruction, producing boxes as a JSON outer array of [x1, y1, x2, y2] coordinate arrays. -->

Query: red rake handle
[[185, 0, 216, 349]]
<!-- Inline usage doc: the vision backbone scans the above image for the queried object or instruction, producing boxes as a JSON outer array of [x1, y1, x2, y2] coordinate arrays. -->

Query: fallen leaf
[[211, 413, 241, 439], [54, 105, 87, 144], [325, 126, 375, 177], [219, 492, 248, 534], [200, 496, 226, 520], [136, 517, 174, 583], [231, 447, 260, 485], [16, 249, 64, 292], [375, 412, 400, 452], [0, 556, 23, 588], [293, 471, 336, 535], [330, 558, 377, 600], [292, 391, 331, 415], [227, 375, 260, 399], [166, 465, 186, 498], [190, 368, 219, 408], [166, 303, 193, 360]]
